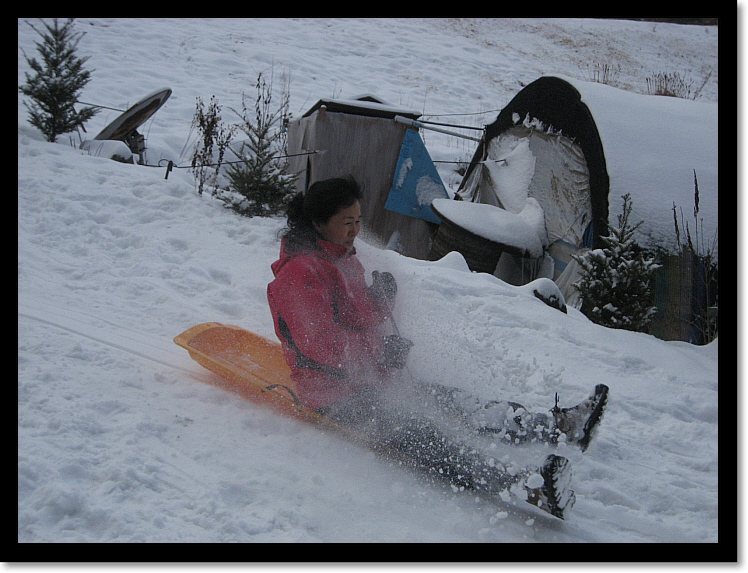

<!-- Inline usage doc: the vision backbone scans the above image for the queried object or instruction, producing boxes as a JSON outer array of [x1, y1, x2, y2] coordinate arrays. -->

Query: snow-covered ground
[[18, 18, 723, 550]]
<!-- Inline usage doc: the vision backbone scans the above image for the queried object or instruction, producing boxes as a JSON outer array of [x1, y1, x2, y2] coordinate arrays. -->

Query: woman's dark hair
[[281, 176, 362, 251]]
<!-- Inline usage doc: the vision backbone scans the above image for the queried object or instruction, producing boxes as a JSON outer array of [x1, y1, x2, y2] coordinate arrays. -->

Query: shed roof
[[301, 94, 421, 120]]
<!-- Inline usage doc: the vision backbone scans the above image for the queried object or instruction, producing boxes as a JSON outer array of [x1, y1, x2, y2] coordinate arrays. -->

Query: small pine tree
[[19, 18, 98, 142], [572, 194, 660, 332], [217, 71, 296, 217]]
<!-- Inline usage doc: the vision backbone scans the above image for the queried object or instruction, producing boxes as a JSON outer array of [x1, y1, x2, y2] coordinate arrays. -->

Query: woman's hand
[[381, 335, 414, 369], [370, 271, 397, 305]]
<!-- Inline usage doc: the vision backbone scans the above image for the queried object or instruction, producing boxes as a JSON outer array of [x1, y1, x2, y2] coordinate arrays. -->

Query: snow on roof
[[554, 75, 718, 256], [301, 95, 421, 120]]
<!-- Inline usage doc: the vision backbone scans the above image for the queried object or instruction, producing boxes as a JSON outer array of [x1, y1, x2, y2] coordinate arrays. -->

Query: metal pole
[[394, 115, 483, 142]]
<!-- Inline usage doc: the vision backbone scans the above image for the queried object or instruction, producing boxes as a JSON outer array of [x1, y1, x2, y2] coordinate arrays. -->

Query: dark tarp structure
[[458, 75, 718, 274], [454, 75, 718, 343], [459, 76, 610, 245], [458, 76, 609, 280]]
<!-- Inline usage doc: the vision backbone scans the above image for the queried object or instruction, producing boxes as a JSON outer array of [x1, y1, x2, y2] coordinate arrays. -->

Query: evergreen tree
[[19, 18, 98, 142], [217, 72, 296, 217], [572, 194, 660, 332]]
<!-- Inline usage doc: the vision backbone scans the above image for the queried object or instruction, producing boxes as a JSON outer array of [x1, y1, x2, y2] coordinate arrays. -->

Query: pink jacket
[[267, 238, 391, 410]]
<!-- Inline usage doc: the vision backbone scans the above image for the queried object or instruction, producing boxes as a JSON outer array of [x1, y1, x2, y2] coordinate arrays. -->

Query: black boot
[[525, 454, 575, 519], [552, 384, 609, 452]]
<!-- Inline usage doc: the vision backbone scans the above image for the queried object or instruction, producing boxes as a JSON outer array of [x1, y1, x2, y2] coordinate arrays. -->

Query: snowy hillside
[[18, 18, 723, 550]]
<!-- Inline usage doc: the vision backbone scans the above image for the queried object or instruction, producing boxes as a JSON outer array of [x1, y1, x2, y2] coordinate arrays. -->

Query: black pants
[[317, 386, 522, 493]]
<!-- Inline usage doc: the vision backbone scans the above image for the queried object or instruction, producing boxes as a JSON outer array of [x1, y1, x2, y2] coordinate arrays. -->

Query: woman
[[267, 176, 606, 519], [267, 176, 412, 412]]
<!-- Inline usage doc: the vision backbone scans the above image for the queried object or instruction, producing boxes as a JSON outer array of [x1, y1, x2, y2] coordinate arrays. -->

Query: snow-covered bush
[[572, 194, 660, 333]]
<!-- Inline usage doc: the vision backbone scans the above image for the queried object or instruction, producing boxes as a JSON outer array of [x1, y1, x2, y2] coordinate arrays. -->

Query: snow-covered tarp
[[431, 198, 544, 257]]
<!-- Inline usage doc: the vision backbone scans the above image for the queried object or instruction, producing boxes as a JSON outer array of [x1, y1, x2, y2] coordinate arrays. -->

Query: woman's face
[[313, 201, 362, 252]]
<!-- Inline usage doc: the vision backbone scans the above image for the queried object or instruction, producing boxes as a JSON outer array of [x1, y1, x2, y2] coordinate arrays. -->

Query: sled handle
[[262, 383, 302, 406]]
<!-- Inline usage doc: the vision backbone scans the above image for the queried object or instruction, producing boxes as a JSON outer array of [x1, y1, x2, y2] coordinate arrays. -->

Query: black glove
[[370, 271, 397, 305], [381, 335, 413, 369]]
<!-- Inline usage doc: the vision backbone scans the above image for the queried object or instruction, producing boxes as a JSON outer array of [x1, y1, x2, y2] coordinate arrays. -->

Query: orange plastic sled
[[174, 322, 371, 442]]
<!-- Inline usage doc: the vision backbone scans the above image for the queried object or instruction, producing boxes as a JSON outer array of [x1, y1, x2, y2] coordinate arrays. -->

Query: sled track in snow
[[18, 297, 197, 376]]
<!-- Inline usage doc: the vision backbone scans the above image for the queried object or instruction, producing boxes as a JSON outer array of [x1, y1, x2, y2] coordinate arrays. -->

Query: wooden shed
[[286, 95, 445, 259]]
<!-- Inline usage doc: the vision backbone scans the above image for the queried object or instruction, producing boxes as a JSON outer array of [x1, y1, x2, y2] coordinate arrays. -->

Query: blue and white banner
[[385, 128, 449, 224]]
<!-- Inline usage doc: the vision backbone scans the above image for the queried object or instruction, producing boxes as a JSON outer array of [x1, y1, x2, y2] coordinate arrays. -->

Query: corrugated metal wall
[[650, 252, 712, 344]]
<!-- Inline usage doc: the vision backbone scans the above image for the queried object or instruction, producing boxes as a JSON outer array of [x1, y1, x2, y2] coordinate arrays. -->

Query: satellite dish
[[93, 88, 171, 163]]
